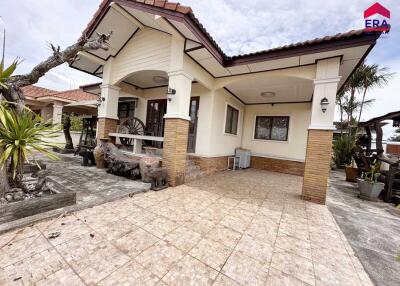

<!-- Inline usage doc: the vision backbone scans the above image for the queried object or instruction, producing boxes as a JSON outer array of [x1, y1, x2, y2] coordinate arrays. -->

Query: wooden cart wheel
[[117, 117, 146, 146]]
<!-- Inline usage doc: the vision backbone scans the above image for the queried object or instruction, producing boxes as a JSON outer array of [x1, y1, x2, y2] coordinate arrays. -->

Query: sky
[[1, 0, 399, 137]]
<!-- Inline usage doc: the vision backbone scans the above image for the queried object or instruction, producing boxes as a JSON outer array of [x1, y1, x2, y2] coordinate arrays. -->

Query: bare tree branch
[[1, 32, 111, 105]]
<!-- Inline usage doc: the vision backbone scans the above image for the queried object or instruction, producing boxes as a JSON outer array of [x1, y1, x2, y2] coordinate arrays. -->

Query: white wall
[[111, 28, 171, 84], [242, 103, 311, 161], [205, 89, 244, 157]]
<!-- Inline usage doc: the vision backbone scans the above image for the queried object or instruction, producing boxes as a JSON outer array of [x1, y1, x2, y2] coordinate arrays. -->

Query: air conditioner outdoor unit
[[235, 148, 251, 169]]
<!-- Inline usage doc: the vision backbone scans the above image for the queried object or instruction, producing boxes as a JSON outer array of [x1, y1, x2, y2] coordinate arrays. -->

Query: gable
[[111, 28, 172, 84]]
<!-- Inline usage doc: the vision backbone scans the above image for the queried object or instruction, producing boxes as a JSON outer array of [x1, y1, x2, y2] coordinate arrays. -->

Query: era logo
[[364, 2, 391, 32]]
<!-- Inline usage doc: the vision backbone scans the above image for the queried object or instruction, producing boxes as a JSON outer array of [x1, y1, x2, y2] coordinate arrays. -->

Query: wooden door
[[187, 97, 200, 153], [146, 99, 167, 148]]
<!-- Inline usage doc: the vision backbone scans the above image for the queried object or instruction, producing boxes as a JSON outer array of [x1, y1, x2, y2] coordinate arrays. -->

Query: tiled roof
[[227, 29, 370, 60], [82, 1, 381, 65], [22, 85, 98, 102], [48, 89, 98, 101], [21, 85, 57, 98]]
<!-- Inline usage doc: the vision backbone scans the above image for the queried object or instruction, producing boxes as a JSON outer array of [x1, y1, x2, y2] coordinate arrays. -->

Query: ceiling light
[[152, 75, 168, 84], [260, 92, 276, 98]]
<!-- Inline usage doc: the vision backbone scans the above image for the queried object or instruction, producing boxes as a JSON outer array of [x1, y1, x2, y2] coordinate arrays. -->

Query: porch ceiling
[[225, 76, 314, 105], [124, 70, 169, 89]]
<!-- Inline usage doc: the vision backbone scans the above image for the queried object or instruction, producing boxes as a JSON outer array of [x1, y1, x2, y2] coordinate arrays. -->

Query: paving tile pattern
[[0, 169, 372, 285]]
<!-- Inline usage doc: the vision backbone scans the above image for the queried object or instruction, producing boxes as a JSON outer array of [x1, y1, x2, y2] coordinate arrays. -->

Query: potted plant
[[345, 159, 359, 182], [357, 162, 384, 201]]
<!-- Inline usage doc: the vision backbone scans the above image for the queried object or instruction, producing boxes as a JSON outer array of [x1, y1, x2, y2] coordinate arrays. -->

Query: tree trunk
[[63, 115, 74, 150], [0, 147, 10, 196], [357, 88, 367, 124]]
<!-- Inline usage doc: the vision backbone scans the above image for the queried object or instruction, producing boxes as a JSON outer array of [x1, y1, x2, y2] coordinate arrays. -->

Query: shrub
[[332, 136, 355, 168]]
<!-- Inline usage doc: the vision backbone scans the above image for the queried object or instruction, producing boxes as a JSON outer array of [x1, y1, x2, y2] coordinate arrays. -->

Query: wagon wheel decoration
[[117, 117, 146, 146]]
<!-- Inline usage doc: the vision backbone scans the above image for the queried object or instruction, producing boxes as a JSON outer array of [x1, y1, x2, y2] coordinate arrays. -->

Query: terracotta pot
[[345, 166, 359, 182]]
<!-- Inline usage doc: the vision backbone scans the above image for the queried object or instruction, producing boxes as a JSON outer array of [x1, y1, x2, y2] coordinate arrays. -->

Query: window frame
[[253, 115, 290, 142], [224, 103, 240, 136]]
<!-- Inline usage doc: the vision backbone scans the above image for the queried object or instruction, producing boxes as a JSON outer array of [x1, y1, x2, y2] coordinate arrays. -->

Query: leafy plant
[[332, 135, 355, 168], [389, 128, 400, 142], [0, 57, 20, 89], [0, 102, 60, 186], [361, 162, 381, 183]]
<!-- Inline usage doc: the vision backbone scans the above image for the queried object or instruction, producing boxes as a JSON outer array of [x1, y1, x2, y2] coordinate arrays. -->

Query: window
[[254, 116, 289, 141], [118, 101, 135, 119], [225, 104, 239, 135]]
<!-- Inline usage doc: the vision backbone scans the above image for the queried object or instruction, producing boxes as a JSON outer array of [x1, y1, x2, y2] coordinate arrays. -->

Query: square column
[[302, 58, 341, 204], [52, 102, 63, 125], [163, 70, 193, 186], [97, 84, 120, 140]]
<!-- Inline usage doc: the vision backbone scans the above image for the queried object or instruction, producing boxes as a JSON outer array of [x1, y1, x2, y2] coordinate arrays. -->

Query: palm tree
[[356, 63, 393, 123], [345, 65, 364, 127], [336, 89, 346, 136]]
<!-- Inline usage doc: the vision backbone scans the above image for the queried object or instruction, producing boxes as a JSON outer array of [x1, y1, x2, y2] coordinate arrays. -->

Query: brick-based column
[[302, 129, 333, 204], [163, 118, 189, 186], [97, 118, 118, 143]]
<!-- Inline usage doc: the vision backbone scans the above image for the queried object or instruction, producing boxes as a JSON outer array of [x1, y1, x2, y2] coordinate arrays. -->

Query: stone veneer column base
[[97, 118, 118, 143], [302, 129, 333, 204], [163, 118, 189, 187]]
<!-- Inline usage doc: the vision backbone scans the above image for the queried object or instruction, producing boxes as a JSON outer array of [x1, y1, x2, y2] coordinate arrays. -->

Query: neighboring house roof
[[81, 0, 381, 67], [22, 85, 98, 103], [21, 85, 57, 98], [48, 89, 98, 101]]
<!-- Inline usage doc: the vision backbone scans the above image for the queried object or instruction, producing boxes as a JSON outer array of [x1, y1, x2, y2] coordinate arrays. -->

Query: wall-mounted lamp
[[320, 97, 329, 113], [97, 96, 106, 107], [166, 88, 176, 102]]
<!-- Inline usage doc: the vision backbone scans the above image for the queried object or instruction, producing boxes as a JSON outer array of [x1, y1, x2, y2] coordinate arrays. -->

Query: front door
[[146, 99, 167, 148], [187, 97, 200, 153]]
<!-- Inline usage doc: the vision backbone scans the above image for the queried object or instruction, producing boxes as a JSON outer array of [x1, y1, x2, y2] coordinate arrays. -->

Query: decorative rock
[[139, 156, 160, 183], [5, 194, 13, 202], [13, 191, 24, 201]]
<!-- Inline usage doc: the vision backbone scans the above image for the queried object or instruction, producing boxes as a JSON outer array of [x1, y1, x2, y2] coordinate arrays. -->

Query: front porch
[[0, 169, 373, 285]]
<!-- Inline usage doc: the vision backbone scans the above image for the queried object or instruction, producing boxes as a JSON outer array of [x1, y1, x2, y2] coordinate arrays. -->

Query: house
[[22, 85, 98, 124], [70, 0, 381, 204]]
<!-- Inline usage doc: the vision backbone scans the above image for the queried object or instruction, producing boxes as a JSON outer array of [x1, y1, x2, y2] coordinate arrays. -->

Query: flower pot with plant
[[357, 162, 384, 201], [345, 159, 359, 182]]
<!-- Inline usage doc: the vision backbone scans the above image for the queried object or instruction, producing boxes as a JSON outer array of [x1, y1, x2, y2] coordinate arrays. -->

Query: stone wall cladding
[[188, 155, 304, 177], [97, 118, 118, 141], [302, 129, 333, 204], [250, 156, 305, 176], [163, 118, 189, 186], [188, 155, 229, 175]]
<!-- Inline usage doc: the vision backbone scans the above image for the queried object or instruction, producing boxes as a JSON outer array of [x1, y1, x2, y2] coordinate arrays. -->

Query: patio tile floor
[[0, 169, 373, 285]]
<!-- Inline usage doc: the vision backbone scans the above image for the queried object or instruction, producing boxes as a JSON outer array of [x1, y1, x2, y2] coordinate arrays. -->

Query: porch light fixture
[[97, 96, 105, 106], [320, 97, 329, 113], [260, 91, 275, 98], [166, 88, 176, 101]]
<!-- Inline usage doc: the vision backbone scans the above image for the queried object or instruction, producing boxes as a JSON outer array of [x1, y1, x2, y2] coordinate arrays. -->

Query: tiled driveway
[[0, 169, 373, 285]]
